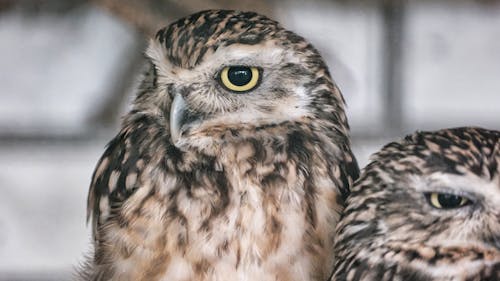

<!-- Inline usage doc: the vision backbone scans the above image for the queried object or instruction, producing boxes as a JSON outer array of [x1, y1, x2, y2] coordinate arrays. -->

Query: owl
[[80, 10, 359, 281], [331, 127, 500, 281]]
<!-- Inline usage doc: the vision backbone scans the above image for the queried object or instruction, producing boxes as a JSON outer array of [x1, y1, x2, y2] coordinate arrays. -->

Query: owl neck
[[120, 113, 352, 199]]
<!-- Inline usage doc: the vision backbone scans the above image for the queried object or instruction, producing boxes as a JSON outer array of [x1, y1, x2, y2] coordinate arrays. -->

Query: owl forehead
[[155, 10, 290, 69], [147, 39, 293, 86], [380, 128, 500, 178], [361, 128, 500, 196]]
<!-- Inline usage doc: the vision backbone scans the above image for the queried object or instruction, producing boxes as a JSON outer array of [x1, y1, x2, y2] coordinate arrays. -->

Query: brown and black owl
[[80, 10, 359, 281], [332, 127, 500, 281]]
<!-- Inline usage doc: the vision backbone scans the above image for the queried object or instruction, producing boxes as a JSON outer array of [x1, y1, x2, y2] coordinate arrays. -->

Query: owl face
[[360, 128, 500, 250], [333, 127, 500, 279], [394, 169, 500, 249], [360, 165, 500, 252], [138, 10, 344, 150], [149, 39, 312, 145]]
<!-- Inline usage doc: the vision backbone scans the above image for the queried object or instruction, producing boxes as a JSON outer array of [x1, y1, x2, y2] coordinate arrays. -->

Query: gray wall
[[0, 1, 499, 279]]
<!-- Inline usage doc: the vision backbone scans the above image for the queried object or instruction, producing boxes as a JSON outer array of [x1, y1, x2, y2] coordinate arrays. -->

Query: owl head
[[129, 10, 348, 152], [333, 127, 500, 280]]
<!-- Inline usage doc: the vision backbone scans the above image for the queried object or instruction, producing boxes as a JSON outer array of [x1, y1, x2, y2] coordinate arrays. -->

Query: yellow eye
[[219, 66, 260, 93], [426, 192, 471, 209]]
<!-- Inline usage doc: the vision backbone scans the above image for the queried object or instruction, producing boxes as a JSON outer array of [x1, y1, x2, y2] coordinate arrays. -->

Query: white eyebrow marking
[[411, 172, 499, 203]]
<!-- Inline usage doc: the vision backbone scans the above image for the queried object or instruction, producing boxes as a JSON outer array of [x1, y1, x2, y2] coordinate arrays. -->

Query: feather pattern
[[79, 10, 359, 281], [331, 127, 500, 281]]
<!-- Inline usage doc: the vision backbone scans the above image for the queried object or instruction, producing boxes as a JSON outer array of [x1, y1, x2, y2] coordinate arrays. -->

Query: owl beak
[[170, 93, 201, 145], [170, 93, 187, 145]]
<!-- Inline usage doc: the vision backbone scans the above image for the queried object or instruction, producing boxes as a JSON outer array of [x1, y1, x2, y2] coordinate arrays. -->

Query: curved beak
[[169, 93, 201, 145], [170, 93, 186, 144]]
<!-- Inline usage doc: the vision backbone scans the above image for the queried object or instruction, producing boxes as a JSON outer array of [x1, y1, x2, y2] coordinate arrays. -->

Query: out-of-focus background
[[0, 0, 499, 279]]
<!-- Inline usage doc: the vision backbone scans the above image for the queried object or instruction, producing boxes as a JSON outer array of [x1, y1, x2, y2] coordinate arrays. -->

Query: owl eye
[[425, 192, 471, 209], [219, 66, 261, 93]]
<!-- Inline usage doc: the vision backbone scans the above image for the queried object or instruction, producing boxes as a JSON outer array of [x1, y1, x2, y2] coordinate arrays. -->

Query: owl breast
[[106, 134, 341, 281]]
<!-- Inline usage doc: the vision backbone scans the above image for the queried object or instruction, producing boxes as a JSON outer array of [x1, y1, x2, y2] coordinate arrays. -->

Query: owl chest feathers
[[103, 131, 343, 281]]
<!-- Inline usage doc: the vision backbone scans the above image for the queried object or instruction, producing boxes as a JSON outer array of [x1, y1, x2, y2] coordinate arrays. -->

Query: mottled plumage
[[332, 127, 500, 281], [80, 10, 359, 281]]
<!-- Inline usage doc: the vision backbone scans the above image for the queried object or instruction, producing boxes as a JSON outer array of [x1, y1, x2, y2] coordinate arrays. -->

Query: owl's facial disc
[[168, 65, 264, 146], [152, 41, 314, 147]]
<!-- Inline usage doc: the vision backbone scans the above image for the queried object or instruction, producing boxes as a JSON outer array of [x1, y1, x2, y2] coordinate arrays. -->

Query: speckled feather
[[79, 10, 359, 281], [331, 127, 500, 281]]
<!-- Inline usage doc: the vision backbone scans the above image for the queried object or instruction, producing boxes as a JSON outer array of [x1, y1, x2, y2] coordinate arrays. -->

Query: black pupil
[[228, 66, 252, 86], [438, 194, 463, 208]]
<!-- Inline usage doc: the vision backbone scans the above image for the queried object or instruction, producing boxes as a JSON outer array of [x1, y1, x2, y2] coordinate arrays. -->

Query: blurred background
[[0, 0, 499, 279]]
